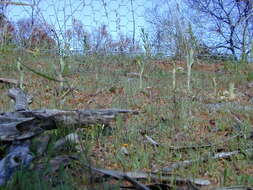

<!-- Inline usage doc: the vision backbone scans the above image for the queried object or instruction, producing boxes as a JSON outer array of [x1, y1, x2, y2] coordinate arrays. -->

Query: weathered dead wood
[[0, 88, 138, 185], [0, 114, 43, 141], [86, 167, 210, 187], [35, 135, 50, 156], [215, 186, 253, 190], [0, 89, 35, 185], [0, 140, 33, 185], [19, 108, 138, 127], [122, 175, 151, 190], [0, 88, 138, 142], [87, 167, 150, 190], [53, 133, 80, 150], [205, 103, 253, 112], [0, 78, 20, 85], [0, 108, 137, 140], [141, 131, 242, 151], [162, 148, 253, 173], [8, 88, 32, 111], [144, 134, 159, 147]]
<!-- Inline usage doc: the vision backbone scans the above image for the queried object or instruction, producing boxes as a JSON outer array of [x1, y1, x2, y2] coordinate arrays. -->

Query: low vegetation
[[0, 0, 252, 189], [0, 50, 252, 189]]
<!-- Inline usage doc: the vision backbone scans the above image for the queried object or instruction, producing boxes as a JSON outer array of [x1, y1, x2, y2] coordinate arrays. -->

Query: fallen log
[[162, 148, 253, 173], [0, 88, 138, 141], [0, 78, 25, 86], [0, 108, 138, 141], [0, 88, 138, 185], [0, 140, 33, 185], [204, 103, 253, 112], [85, 166, 210, 187], [8, 87, 32, 111]]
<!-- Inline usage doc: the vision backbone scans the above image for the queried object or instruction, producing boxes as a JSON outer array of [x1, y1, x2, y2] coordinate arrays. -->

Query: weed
[[0, 53, 252, 189]]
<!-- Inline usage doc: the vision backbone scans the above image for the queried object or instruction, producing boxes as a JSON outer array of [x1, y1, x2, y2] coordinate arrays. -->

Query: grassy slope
[[0, 52, 253, 189]]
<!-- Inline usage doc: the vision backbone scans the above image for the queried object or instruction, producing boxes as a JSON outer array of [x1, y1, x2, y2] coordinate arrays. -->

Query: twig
[[162, 148, 253, 173], [8, 88, 33, 111], [83, 166, 210, 188], [0, 78, 23, 85], [0, 1, 33, 6], [168, 133, 242, 151], [144, 135, 159, 147], [140, 130, 241, 151], [122, 175, 151, 190], [215, 186, 253, 190]]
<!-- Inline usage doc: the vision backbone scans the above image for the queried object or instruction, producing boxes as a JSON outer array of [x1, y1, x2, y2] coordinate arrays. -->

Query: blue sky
[[6, 0, 194, 53], [5, 0, 251, 57], [7, 0, 155, 38]]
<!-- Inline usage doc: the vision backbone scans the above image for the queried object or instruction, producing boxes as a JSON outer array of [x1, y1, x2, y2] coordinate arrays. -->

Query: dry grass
[[0, 52, 253, 189]]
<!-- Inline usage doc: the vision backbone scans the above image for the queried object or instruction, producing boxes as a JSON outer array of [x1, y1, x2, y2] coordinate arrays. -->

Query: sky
[[4, 0, 162, 51], [4, 0, 195, 54], [4, 0, 251, 57], [7, 0, 154, 39]]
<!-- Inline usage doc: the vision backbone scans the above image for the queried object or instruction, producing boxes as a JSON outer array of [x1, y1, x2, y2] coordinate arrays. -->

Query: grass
[[0, 50, 253, 189]]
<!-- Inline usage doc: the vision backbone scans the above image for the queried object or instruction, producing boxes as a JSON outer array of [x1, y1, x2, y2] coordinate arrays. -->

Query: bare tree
[[16, 18, 55, 49], [186, 0, 253, 60], [147, 1, 204, 58], [0, 0, 10, 15], [147, 2, 188, 57], [71, 18, 90, 54]]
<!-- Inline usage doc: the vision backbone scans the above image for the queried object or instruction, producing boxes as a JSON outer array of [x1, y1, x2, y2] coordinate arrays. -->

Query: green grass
[[0, 51, 253, 189]]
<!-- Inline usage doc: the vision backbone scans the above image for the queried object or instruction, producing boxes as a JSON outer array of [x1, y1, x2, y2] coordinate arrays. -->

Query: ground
[[0, 52, 253, 189]]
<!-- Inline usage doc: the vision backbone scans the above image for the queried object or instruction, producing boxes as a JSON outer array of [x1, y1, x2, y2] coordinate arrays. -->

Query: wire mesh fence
[[1, 0, 245, 60], [1, 0, 155, 55]]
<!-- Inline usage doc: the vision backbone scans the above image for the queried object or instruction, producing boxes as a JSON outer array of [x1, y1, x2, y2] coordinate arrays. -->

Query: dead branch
[[85, 166, 210, 188], [215, 186, 253, 190], [205, 103, 253, 112], [162, 148, 253, 173], [0, 78, 21, 85], [0, 88, 138, 141], [8, 88, 32, 111], [0, 140, 33, 185], [0, 87, 139, 185]]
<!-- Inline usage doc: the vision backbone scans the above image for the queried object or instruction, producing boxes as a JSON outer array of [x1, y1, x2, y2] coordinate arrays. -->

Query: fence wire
[[3, 0, 154, 54]]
